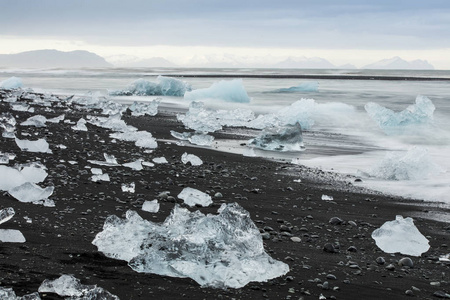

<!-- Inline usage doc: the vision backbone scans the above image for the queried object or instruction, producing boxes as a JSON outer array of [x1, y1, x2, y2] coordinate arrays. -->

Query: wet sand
[[0, 90, 449, 299]]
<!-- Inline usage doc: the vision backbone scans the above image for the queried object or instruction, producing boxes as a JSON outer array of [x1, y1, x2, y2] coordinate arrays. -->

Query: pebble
[[398, 257, 414, 268], [290, 237, 301, 243], [323, 243, 338, 253], [376, 257, 386, 265], [329, 217, 343, 225], [433, 291, 450, 298], [326, 274, 337, 280], [214, 192, 223, 198], [405, 290, 414, 296], [385, 264, 395, 271], [347, 246, 357, 252]]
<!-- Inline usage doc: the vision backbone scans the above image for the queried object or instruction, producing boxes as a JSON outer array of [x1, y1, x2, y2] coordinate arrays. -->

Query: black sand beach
[[1, 90, 449, 299]]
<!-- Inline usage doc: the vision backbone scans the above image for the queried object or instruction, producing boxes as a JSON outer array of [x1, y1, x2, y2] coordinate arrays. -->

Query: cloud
[[1, 0, 450, 50]]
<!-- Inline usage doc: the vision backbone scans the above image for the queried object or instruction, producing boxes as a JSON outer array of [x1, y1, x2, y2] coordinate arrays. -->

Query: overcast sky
[[1, 0, 450, 68]]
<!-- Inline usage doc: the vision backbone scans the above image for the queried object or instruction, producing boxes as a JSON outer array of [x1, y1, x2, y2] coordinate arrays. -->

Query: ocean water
[[1, 67, 450, 204]]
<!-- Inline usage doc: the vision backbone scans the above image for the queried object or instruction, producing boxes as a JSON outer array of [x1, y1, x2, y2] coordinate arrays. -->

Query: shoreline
[[1, 89, 449, 299]]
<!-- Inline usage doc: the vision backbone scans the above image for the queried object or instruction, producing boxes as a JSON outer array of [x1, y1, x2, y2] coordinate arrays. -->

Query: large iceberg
[[184, 79, 250, 103], [250, 122, 305, 152], [272, 81, 319, 93], [92, 203, 289, 288], [364, 147, 442, 180], [365, 95, 435, 135], [111, 76, 191, 97], [0, 77, 23, 89], [372, 215, 430, 256]]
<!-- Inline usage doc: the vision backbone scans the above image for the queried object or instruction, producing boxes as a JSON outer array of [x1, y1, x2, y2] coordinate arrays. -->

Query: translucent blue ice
[[111, 76, 191, 97], [0, 77, 23, 89], [365, 95, 435, 135], [272, 81, 319, 93], [184, 79, 251, 103]]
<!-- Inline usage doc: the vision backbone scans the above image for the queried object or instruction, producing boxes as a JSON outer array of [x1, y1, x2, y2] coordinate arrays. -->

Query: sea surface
[[1, 67, 450, 204]]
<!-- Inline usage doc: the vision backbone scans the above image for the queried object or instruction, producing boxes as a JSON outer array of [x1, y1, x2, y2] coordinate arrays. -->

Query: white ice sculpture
[[92, 203, 289, 288], [371, 215, 430, 256]]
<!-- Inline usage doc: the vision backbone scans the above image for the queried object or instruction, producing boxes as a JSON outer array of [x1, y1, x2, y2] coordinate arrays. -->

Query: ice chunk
[[321, 194, 333, 201], [88, 153, 120, 167], [72, 118, 88, 131], [1, 112, 17, 138], [91, 173, 110, 182], [111, 76, 192, 97], [181, 153, 203, 166], [371, 215, 430, 256], [189, 133, 214, 146], [122, 159, 143, 170], [8, 182, 54, 203], [365, 95, 435, 135], [272, 81, 319, 93], [128, 99, 160, 116], [250, 123, 305, 152], [0, 76, 23, 89], [21, 115, 47, 127], [365, 147, 442, 180], [110, 131, 157, 149], [439, 254, 450, 262], [152, 157, 168, 164], [142, 161, 155, 167], [88, 114, 135, 132], [0, 163, 47, 191], [177, 101, 223, 133], [92, 203, 289, 288], [47, 114, 65, 123], [91, 168, 103, 175], [184, 79, 250, 103], [11, 103, 32, 112], [0, 153, 9, 164], [170, 130, 192, 141], [38, 275, 95, 297], [243, 147, 256, 157], [142, 200, 160, 213], [0, 287, 16, 299], [0, 207, 15, 225], [15, 137, 50, 153], [121, 182, 135, 193], [177, 187, 212, 207], [0, 229, 26, 243]]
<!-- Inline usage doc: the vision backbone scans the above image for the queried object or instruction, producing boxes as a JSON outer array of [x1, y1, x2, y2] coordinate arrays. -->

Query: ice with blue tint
[[92, 203, 289, 288], [365, 147, 442, 181], [272, 82, 319, 93], [365, 95, 435, 135], [128, 99, 160, 116], [184, 79, 250, 103], [250, 123, 305, 152], [0, 77, 23, 89], [111, 76, 192, 97], [372, 215, 430, 256]]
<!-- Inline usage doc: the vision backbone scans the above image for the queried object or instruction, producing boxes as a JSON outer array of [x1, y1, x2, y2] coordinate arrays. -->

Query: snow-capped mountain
[[362, 57, 434, 70]]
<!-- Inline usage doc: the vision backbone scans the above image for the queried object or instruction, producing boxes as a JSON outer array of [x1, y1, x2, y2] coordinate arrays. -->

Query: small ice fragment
[[0, 207, 15, 225], [104, 153, 118, 165], [128, 99, 160, 116], [439, 254, 450, 262], [0, 153, 9, 164], [321, 194, 333, 201], [24, 216, 32, 224], [47, 114, 65, 123], [142, 161, 155, 167], [57, 144, 67, 149], [170, 130, 191, 140], [72, 118, 88, 131], [293, 179, 302, 183], [38, 274, 95, 297], [91, 168, 103, 175], [243, 147, 256, 157], [371, 215, 430, 256], [122, 182, 135, 193], [142, 200, 160, 213], [8, 182, 54, 203], [250, 122, 305, 152], [152, 157, 168, 164], [181, 153, 203, 166], [0, 76, 23, 89], [15, 137, 50, 153], [0, 229, 26, 243], [122, 159, 143, 171], [91, 174, 110, 182], [177, 187, 212, 207], [189, 133, 214, 146], [88, 153, 120, 166], [21, 115, 47, 127], [68, 160, 77, 165]]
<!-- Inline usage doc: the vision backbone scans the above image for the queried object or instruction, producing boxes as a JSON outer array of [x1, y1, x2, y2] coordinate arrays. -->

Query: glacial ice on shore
[[92, 203, 289, 288], [122, 159, 143, 170], [152, 157, 168, 164], [181, 152, 203, 166], [365, 95, 435, 135], [110, 131, 157, 149], [177, 187, 212, 207], [1, 112, 17, 138], [72, 118, 88, 131], [250, 123, 305, 152], [0, 229, 26, 243], [121, 182, 135, 193], [88, 153, 120, 167], [0, 287, 40, 299], [365, 147, 442, 181], [142, 200, 160, 213], [184, 79, 250, 103], [111, 76, 192, 97], [272, 81, 319, 93], [90, 168, 110, 182], [20, 115, 47, 127], [371, 215, 430, 256], [8, 182, 54, 204], [38, 274, 119, 299], [0, 77, 23, 89], [0, 163, 47, 191], [0, 207, 15, 225], [15, 137, 51, 153], [128, 99, 160, 116], [88, 114, 135, 132], [170, 130, 215, 146]]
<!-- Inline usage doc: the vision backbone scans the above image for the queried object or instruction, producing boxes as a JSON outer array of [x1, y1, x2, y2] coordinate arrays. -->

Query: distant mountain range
[[362, 56, 434, 70], [0, 50, 436, 70], [0, 50, 112, 68]]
